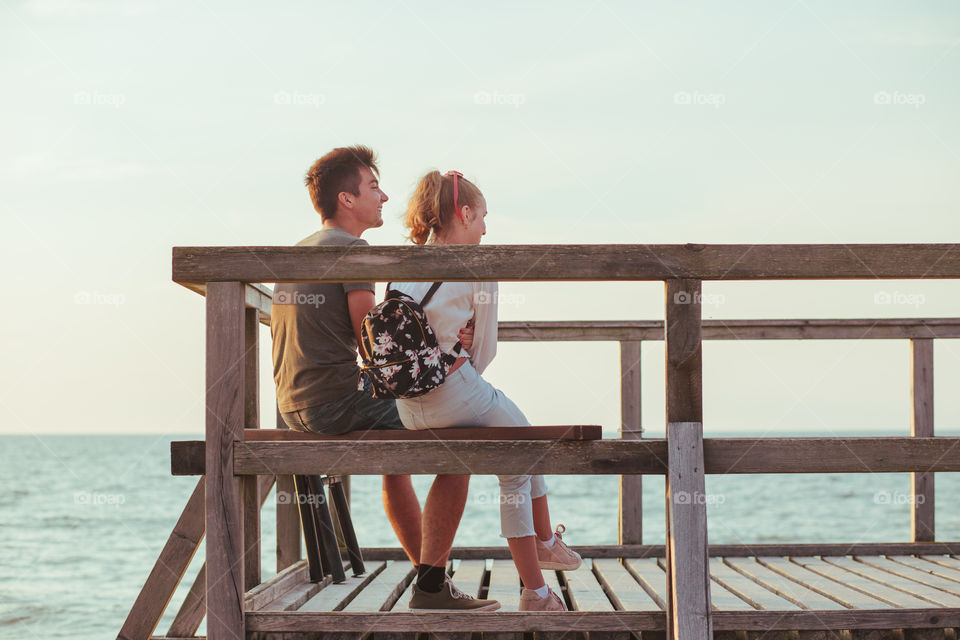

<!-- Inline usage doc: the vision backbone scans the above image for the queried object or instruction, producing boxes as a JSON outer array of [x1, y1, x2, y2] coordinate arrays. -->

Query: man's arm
[[347, 289, 377, 354]]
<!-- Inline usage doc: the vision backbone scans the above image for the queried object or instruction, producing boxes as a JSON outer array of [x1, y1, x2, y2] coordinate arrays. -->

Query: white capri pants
[[396, 361, 547, 539]]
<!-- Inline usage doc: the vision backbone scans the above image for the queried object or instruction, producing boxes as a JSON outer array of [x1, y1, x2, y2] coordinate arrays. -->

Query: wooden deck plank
[[708, 558, 798, 610], [723, 557, 845, 610], [888, 555, 960, 585], [450, 559, 486, 597], [564, 560, 630, 640], [342, 561, 416, 611], [592, 559, 661, 611], [656, 557, 754, 612], [758, 556, 890, 608], [487, 559, 522, 611], [856, 556, 960, 600], [299, 562, 388, 612], [792, 556, 932, 608], [920, 555, 960, 572], [623, 558, 668, 609], [823, 556, 960, 607], [261, 575, 332, 611]]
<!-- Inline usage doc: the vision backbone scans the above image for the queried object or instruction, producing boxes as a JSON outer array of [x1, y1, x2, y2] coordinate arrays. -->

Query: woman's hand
[[458, 319, 475, 351]]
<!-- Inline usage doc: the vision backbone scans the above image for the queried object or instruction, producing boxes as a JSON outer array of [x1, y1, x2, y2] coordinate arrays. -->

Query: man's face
[[347, 165, 389, 230]]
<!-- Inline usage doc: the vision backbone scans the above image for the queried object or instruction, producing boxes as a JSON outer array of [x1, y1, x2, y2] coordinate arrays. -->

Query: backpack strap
[[419, 281, 443, 307]]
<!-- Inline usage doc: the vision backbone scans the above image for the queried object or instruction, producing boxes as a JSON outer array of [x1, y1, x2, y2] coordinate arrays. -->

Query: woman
[[391, 170, 581, 612]]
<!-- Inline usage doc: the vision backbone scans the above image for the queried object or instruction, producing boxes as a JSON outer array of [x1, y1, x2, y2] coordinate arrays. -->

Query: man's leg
[[416, 474, 470, 591], [382, 474, 422, 565]]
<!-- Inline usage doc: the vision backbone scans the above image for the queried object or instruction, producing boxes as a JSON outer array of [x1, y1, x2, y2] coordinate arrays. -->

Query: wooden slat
[[722, 557, 845, 610], [856, 556, 960, 599], [623, 558, 668, 610], [230, 440, 666, 476], [790, 556, 931, 608], [172, 243, 960, 284], [757, 557, 889, 608], [822, 556, 960, 607], [360, 542, 960, 561], [173, 436, 960, 476], [341, 560, 415, 611], [204, 281, 247, 640], [498, 319, 960, 342], [592, 559, 660, 611], [118, 479, 206, 640], [450, 559, 486, 597], [244, 609, 960, 632], [244, 425, 602, 441], [619, 341, 643, 546], [701, 437, 960, 474], [299, 562, 388, 612], [652, 558, 752, 612], [708, 558, 798, 610], [564, 560, 629, 640], [261, 575, 332, 611], [911, 339, 935, 543], [487, 559, 522, 612], [244, 560, 310, 612], [888, 555, 960, 585], [922, 555, 960, 572]]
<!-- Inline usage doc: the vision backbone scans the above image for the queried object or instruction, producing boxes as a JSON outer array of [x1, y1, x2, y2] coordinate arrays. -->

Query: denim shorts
[[282, 386, 402, 435]]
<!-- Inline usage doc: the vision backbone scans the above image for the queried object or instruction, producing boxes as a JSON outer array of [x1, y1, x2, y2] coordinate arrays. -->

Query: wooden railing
[[124, 243, 960, 640]]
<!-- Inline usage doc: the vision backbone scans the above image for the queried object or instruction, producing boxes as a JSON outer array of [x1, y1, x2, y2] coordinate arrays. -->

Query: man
[[271, 145, 498, 611]]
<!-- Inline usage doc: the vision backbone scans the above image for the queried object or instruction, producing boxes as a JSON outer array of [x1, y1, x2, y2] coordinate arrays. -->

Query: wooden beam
[[172, 243, 960, 285], [242, 424, 601, 441], [242, 609, 960, 633], [358, 541, 960, 560], [498, 318, 960, 342], [275, 406, 301, 573], [117, 479, 205, 640], [178, 281, 273, 325], [172, 437, 960, 476], [166, 476, 277, 637], [231, 440, 666, 476], [911, 338, 935, 542], [619, 340, 643, 545], [242, 307, 261, 591], [204, 281, 246, 640], [664, 279, 711, 640]]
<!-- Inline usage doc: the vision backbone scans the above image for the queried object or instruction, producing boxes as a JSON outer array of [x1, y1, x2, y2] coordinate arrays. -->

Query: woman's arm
[[469, 282, 498, 374]]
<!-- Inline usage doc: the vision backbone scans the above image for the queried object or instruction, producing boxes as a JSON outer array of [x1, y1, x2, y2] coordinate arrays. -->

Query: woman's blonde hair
[[403, 171, 483, 245]]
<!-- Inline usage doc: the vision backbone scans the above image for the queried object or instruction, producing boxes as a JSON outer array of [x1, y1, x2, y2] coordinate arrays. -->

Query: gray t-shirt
[[271, 227, 374, 412]]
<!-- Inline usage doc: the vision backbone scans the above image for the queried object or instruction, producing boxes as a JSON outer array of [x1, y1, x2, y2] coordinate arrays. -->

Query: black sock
[[416, 563, 447, 593]]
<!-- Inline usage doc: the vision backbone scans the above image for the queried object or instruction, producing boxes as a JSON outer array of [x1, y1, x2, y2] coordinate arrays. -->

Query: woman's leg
[[532, 493, 554, 542], [507, 536, 545, 590]]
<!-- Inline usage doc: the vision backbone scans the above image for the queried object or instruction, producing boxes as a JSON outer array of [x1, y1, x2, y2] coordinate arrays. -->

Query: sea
[[1, 432, 957, 639]]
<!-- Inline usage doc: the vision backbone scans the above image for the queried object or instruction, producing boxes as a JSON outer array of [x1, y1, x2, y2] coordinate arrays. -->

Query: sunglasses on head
[[444, 170, 464, 222]]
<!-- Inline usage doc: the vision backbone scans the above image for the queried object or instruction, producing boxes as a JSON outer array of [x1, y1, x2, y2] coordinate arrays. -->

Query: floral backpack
[[358, 282, 462, 399]]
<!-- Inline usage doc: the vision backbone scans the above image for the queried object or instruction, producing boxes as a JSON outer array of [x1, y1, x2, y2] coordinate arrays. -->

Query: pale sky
[[2, 1, 959, 436]]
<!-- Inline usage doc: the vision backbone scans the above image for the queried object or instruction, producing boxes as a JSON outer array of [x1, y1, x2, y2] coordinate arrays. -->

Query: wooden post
[[276, 404, 302, 571], [242, 307, 262, 591], [910, 338, 934, 542], [205, 281, 246, 640], [619, 340, 643, 545], [664, 279, 712, 640]]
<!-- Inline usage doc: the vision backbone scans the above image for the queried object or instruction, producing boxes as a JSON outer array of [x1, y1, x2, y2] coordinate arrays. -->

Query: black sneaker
[[409, 577, 501, 611]]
